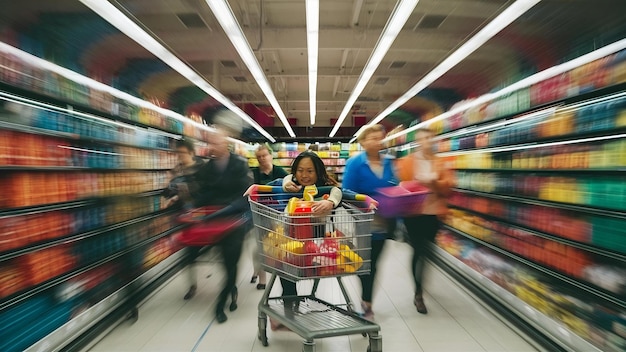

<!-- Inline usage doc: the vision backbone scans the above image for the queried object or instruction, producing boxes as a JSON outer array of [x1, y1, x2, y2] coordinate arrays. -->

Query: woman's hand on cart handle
[[284, 180, 302, 193], [311, 199, 334, 214], [164, 195, 179, 207], [244, 184, 258, 196], [367, 197, 379, 211]]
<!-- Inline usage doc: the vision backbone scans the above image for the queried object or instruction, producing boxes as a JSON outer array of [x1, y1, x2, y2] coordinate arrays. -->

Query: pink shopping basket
[[375, 181, 430, 217]]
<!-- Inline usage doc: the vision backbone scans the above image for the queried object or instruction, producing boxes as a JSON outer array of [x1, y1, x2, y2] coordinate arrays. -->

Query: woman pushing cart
[[248, 183, 383, 352]]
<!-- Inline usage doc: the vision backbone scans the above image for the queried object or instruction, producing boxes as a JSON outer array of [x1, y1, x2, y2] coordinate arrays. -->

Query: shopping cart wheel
[[128, 307, 139, 323], [258, 331, 268, 347], [368, 332, 382, 352]]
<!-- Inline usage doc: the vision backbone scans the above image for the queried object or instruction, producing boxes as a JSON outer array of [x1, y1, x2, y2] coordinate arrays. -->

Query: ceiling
[[0, 0, 625, 141]]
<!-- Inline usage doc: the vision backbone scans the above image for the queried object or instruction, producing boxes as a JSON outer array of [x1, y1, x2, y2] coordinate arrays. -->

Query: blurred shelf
[[0, 120, 173, 152], [0, 82, 183, 138], [0, 209, 177, 262], [25, 248, 186, 352], [451, 168, 626, 173], [430, 245, 600, 352], [0, 166, 171, 172], [0, 223, 186, 312], [447, 204, 626, 263], [452, 188, 626, 219], [0, 189, 164, 217], [437, 127, 626, 156], [433, 81, 626, 141], [442, 224, 626, 310], [383, 81, 626, 152]]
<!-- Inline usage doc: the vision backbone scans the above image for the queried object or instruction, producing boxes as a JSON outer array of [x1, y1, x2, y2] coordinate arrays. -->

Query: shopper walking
[[342, 124, 397, 319], [185, 125, 253, 324], [162, 139, 205, 209], [398, 127, 453, 314], [250, 144, 288, 289]]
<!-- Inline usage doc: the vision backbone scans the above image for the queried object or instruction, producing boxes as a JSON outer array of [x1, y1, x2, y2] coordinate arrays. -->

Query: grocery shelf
[[435, 81, 626, 141], [0, 120, 173, 152], [24, 248, 186, 352], [452, 188, 626, 220], [0, 83, 182, 138], [430, 244, 600, 352], [0, 208, 178, 262], [452, 168, 626, 173], [0, 223, 185, 312], [0, 166, 172, 172], [383, 82, 626, 153], [442, 224, 626, 310], [0, 119, 79, 139], [0, 189, 164, 217], [447, 204, 626, 263], [437, 127, 626, 156]]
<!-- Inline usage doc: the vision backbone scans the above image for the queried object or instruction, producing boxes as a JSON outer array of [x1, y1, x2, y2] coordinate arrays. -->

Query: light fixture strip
[[328, 0, 420, 137], [204, 0, 295, 137], [384, 37, 626, 142], [355, 0, 541, 138], [306, 0, 319, 125], [78, 0, 276, 142]]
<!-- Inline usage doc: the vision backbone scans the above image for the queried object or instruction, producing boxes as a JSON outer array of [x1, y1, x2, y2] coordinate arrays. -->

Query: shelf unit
[[0, 43, 216, 351], [430, 244, 604, 352], [452, 188, 626, 219], [447, 203, 626, 263], [383, 47, 626, 352]]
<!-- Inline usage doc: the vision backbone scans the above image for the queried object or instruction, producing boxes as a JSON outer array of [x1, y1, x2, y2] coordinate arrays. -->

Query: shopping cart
[[249, 185, 382, 352]]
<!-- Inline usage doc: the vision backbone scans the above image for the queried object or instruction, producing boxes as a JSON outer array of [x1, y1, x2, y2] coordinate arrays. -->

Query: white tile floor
[[89, 236, 540, 352]]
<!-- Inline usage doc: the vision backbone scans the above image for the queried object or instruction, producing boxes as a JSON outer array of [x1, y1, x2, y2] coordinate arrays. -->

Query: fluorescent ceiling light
[[204, 0, 296, 137], [78, 0, 275, 142], [356, 0, 541, 138], [329, 0, 420, 137], [306, 0, 319, 125], [384, 37, 626, 142]]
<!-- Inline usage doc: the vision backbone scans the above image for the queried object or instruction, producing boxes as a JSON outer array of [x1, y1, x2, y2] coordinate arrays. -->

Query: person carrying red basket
[[175, 121, 253, 324]]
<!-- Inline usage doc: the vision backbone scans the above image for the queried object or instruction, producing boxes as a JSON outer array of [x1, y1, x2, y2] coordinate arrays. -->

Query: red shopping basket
[[174, 206, 248, 246]]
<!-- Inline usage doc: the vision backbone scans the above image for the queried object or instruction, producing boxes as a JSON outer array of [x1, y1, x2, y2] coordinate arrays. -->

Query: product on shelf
[[436, 230, 626, 352], [454, 171, 626, 211], [444, 208, 625, 296]]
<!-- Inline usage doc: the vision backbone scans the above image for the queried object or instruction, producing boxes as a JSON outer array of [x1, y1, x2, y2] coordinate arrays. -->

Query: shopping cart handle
[[341, 189, 378, 209], [249, 183, 337, 195]]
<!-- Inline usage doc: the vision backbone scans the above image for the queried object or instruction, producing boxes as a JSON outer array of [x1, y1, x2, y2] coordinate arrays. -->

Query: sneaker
[[361, 302, 374, 320], [250, 275, 258, 284], [414, 295, 427, 314], [183, 285, 197, 300], [216, 311, 228, 323]]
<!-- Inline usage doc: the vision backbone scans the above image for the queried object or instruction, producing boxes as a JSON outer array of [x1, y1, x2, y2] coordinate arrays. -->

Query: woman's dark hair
[[291, 151, 338, 186], [175, 139, 196, 153]]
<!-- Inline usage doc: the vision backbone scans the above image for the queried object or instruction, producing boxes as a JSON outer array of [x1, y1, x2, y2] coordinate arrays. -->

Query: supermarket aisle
[[88, 235, 540, 352]]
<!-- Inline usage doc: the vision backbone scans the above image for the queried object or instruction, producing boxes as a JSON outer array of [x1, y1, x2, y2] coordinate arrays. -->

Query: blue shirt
[[342, 152, 397, 196], [342, 152, 397, 239]]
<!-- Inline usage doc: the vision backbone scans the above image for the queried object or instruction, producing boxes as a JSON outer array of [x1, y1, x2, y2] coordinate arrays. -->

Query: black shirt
[[252, 165, 288, 185]]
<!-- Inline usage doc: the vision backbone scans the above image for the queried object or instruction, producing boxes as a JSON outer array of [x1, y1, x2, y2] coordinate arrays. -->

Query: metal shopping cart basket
[[249, 185, 382, 352]]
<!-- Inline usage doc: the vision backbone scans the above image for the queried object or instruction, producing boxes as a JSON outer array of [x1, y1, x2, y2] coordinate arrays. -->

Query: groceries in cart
[[250, 184, 375, 280], [261, 224, 364, 277]]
